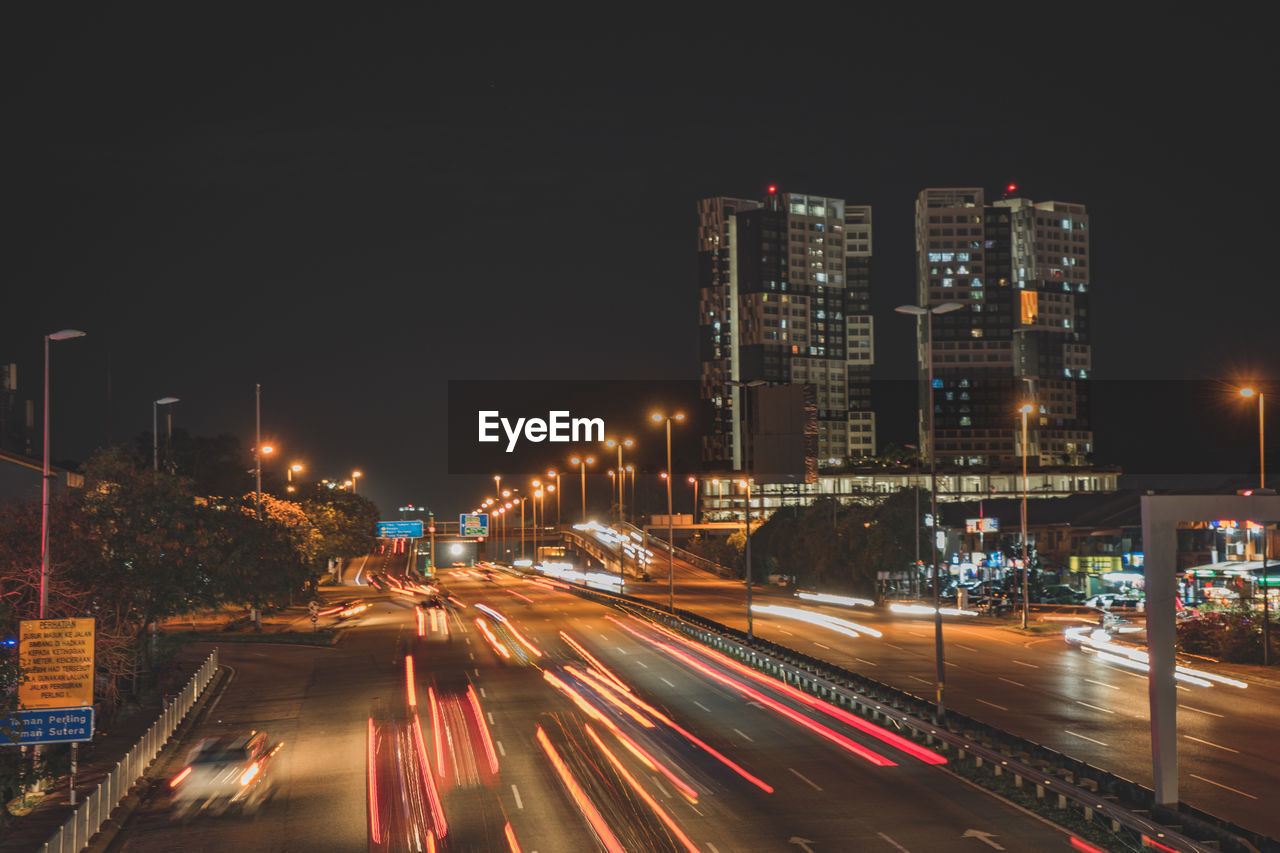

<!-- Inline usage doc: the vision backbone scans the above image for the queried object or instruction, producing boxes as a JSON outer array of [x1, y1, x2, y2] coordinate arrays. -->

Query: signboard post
[[18, 618, 95, 710]]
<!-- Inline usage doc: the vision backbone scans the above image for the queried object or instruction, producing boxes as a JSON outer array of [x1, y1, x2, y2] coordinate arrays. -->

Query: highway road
[[620, 560, 1278, 838], [109, 562, 1109, 852]]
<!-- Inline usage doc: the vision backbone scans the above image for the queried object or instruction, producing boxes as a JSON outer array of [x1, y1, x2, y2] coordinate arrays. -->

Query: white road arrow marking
[[962, 829, 1004, 850], [789, 838, 816, 853]]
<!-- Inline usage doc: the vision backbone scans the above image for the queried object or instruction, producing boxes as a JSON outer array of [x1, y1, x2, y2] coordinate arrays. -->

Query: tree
[[300, 486, 378, 570]]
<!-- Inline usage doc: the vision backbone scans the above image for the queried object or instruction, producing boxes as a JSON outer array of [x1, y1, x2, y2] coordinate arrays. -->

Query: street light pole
[[152, 397, 179, 472], [1020, 403, 1034, 629], [651, 412, 685, 612], [41, 329, 85, 618], [255, 383, 263, 520], [741, 478, 754, 639], [896, 301, 963, 724]]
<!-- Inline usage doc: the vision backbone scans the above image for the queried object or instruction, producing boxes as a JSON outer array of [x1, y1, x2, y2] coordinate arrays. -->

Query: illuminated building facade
[[914, 187, 1093, 469], [698, 188, 875, 472]]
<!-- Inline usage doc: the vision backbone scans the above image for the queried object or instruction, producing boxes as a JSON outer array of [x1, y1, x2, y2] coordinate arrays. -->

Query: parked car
[[170, 731, 282, 818], [1040, 584, 1085, 605]]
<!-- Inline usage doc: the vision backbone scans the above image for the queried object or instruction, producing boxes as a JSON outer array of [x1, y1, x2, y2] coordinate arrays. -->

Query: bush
[[1177, 608, 1280, 663]]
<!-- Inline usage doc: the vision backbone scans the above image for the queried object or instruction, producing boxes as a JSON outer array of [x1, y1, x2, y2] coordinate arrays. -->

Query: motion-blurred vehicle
[[170, 731, 281, 818], [1040, 584, 1085, 604]]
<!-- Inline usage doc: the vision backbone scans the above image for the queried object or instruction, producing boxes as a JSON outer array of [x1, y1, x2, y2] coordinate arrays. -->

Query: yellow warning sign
[[18, 618, 95, 709]]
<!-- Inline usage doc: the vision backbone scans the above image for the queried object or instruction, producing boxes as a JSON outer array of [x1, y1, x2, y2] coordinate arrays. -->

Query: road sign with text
[[1, 706, 95, 745], [376, 521, 424, 538], [460, 513, 489, 537], [19, 618, 94, 710]]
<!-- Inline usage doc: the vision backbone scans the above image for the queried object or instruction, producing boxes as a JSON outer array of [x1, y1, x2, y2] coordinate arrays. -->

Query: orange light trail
[[506, 589, 535, 603], [545, 670, 697, 803], [621, 617, 944, 765], [476, 617, 512, 659], [611, 619, 896, 767], [169, 766, 192, 787], [505, 622, 543, 658], [467, 685, 500, 774], [582, 668, 774, 794], [366, 717, 381, 844], [428, 687, 447, 782], [405, 655, 417, 708], [504, 822, 523, 853], [585, 724, 701, 853], [412, 712, 449, 837], [560, 631, 631, 692], [565, 665, 654, 728], [535, 725, 626, 853], [448, 596, 467, 608]]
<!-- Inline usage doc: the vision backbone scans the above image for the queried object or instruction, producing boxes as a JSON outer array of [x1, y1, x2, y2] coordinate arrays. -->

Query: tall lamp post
[[351, 470, 362, 494], [895, 300, 963, 724], [739, 478, 754, 639], [547, 470, 561, 527], [603, 438, 634, 525], [687, 476, 698, 518], [41, 329, 86, 617], [1019, 403, 1035, 629], [1240, 387, 1271, 663], [570, 456, 595, 522], [286, 463, 303, 493], [152, 396, 179, 472], [651, 412, 686, 611]]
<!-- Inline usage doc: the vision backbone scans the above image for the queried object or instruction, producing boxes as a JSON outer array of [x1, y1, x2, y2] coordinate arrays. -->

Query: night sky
[[4, 10, 1273, 517]]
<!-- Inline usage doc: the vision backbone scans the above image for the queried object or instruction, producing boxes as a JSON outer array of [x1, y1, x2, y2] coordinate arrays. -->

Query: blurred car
[[1040, 584, 1085, 605], [170, 731, 281, 818]]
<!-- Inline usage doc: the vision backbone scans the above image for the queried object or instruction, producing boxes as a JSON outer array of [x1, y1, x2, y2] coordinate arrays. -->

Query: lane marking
[[909, 675, 931, 685], [878, 832, 911, 852], [776, 628, 795, 636], [496, 740, 506, 757], [789, 768, 823, 792], [1179, 704, 1224, 718], [636, 660, 649, 669], [1176, 685, 1190, 692], [479, 686, 486, 698], [469, 652, 475, 660], [1012, 659, 1039, 668], [706, 844, 720, 853], [733, 728, 754, 742], [511, 784, 523, 809], [693, 701, 711, 712], [855, 657, 879, 667], [1064, 730, 1108, 746], [660, 677, 676, 688], [600, 634, 610, 642], [488, 712, 495, 725], [616, 647, 628, 654], [976, 699, 1009, 712], [1184, 735, 1239, 754], [1075, 701, 1114, 715], [955, 643, 978, 652], [997, 677, 1024, 688], [1083, 678, 1118, 690], [651, 776, 671, 799], [814, 642, 832, 650], [1189, 774, 1256, 799], [884, 643, 906, 651]]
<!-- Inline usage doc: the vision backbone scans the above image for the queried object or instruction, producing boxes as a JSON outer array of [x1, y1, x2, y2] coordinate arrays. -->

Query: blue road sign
[[460, 513, 489, 537], [2, 706, 94, 746], [376, 521, 424, 539]]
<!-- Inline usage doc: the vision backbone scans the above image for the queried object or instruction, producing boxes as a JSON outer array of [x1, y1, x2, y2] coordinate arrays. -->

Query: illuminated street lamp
[[352, 470, 362, 494], [687, 476, 697, 517], [152, 396, 180, 472], [603, 438, 635, 525], [40, 328, 86, 618], [1240, 387, 1266, 491], [286, 462, 303, 493], [896, 299, 964, 724], [547, 469, 561, 527], [570, 455, 595, 522], [1019, 403, 1035, 629], [651, 411, 686, 611]]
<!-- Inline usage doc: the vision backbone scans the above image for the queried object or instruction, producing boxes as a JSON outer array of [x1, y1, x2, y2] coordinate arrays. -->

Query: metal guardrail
[[40, 649, 220, 853], [544, 580, 1271, 853], [614, 521, 735, 578]]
